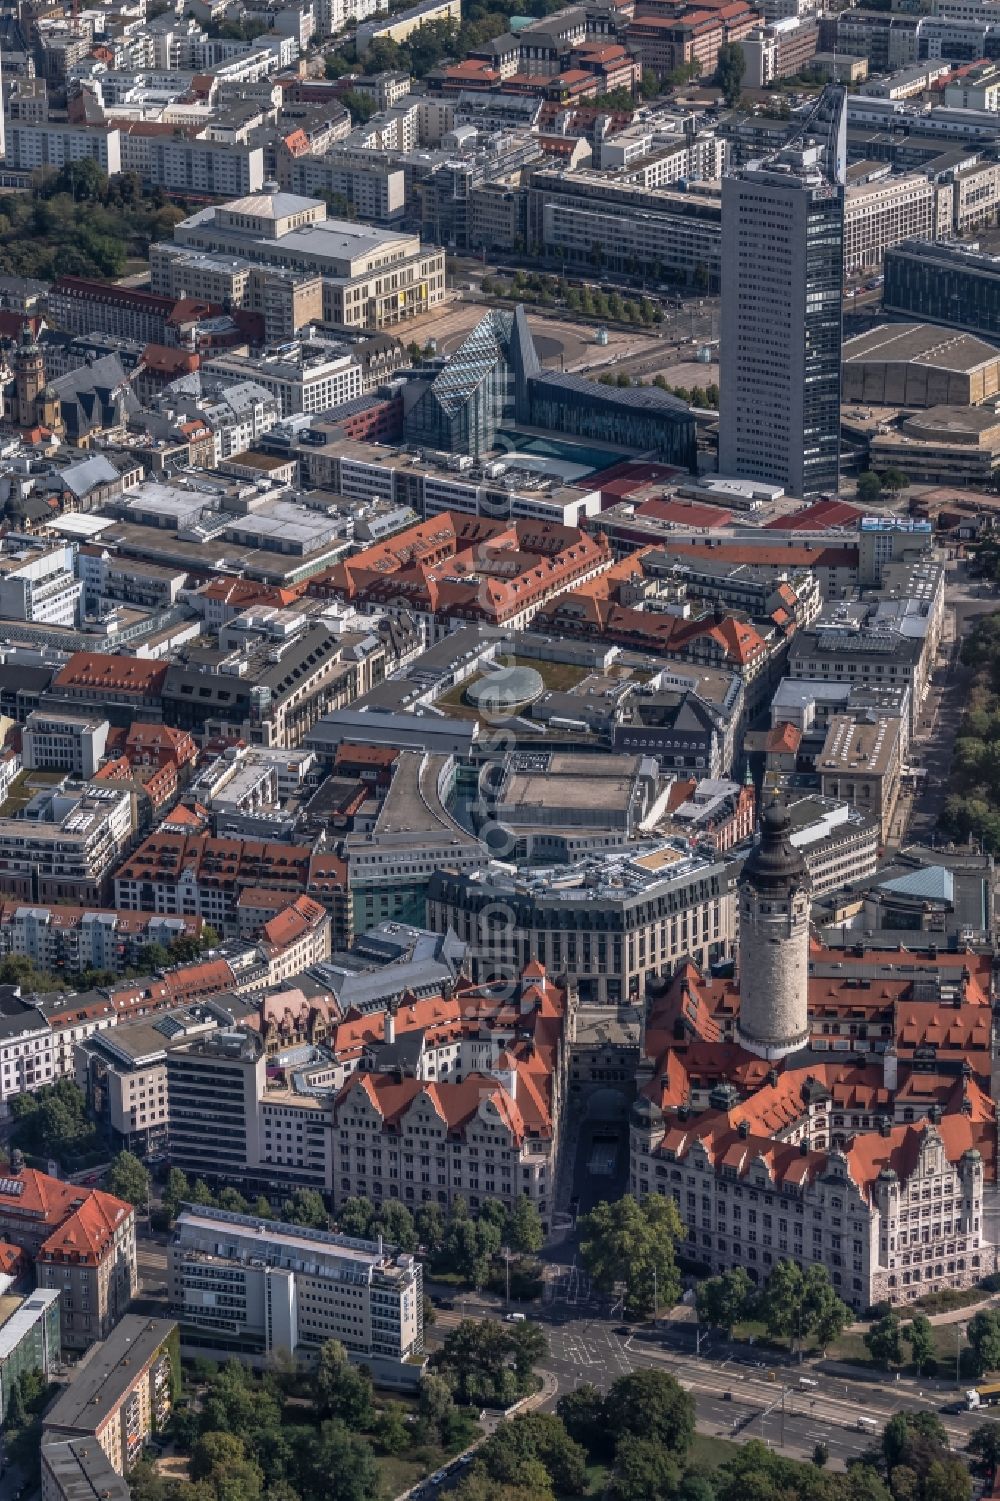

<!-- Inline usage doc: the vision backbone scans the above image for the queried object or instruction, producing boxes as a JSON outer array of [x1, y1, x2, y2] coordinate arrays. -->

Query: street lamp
[[957, 1323, 967, 1390]]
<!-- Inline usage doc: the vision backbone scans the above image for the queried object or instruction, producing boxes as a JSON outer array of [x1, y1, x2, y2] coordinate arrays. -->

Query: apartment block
[[42, 1317, 175, 1470], [5, 123, 121, 173], [277, 148, 406, 223], [0, 902, 202, 979], [147, 138, 264, 197], [0, 784, 134, 906]]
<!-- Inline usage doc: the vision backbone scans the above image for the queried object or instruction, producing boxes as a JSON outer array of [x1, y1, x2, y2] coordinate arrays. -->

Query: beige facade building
[[167, 188, 446, 332], [817, 713, 902, 843], [842, 324, 1000, 408], [843, 174, 936, 275]]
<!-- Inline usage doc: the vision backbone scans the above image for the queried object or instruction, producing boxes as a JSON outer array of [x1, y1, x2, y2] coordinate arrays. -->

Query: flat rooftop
[[43, 1316, 176, 1435], [843, 322, 1000, 372], [173, 1205, 416, 1278], [819, 714, 901, 777]]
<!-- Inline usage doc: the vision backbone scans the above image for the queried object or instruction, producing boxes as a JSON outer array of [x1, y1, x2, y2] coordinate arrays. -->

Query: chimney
[[384, 1003, 396, 1044]]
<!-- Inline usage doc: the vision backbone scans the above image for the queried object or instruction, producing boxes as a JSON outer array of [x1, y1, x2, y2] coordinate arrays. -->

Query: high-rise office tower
[[719, 90, 846, 498]]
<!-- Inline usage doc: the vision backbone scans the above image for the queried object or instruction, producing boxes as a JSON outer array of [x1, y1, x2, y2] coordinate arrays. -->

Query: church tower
[[10, 325, 45, 431], [736, 799, 811, 1060]]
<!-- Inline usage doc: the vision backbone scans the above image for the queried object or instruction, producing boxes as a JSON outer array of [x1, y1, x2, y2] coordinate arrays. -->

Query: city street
[[426, 1296, 983, 1468]]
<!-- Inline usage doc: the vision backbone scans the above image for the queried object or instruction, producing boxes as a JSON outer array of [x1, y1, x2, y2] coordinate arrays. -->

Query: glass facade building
[[404, 304, 697, 468], [883, 240, 1000, 338], [0, 1288, 61, 1418], [528, 373, 697, 468], [404, 306, 538, 458]]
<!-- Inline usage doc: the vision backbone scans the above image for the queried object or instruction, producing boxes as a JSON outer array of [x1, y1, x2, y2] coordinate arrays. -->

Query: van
[[505, 1312, 526, 1323], [857, 1417, 877, 1433], [798, 1377, 818, 1390]]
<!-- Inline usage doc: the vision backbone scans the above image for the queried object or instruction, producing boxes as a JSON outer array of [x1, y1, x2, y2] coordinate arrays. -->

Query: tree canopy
[[579, 1193, 684, 1318]]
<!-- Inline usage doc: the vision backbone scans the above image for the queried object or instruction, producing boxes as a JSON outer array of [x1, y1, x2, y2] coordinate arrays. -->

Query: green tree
[[714, 42, 746, 103], [416, 1201, 446, 1251], [190, 1178, 216, 1207], [252, 1195, 273, 1220], [905, 1314, 935, 1375], [579, 1194, 684, 1320], [430, 1318, 520, 1407], [813, 1443, 829, 1468], [475, 1413, 588, 1495], [602, 1370, 695, 1459], [315, 1340, 374, 1429], [299, 1420, 380, 1501], [610, 1436, 681, 1501], [340, 89, 377, 123], [281, 1188, 328, 1229], [6, 1373, 29, 1428], [217, 1187, 250, 1215], [337, 1196, 375, 1238], [107, 1150, 150, 1208], [866, 1312, 904, 1369], [969, 1421, 1000, 1480], [509, 1320, 548, 1386], [191, 1431, 247, 1481], [505, 1196, 544, 1255], [374, 1401, 411, 1455], [375, 1200, 416, 1250], [880, 467, 910, 495], [856, 471, 883, 503], [418, 1372, 456, 1444], [802, 1264, 851, 1352], [968, 1309, 1000, 1377], [556, 1383, 606, 1458], [163, 1166, 191, 1221], [695, 1267, 753, 1336]]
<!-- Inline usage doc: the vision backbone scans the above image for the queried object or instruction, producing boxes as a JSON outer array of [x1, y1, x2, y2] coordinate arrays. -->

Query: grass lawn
[[689, 1433, 742, 1468], [377, 1453, 436, 1497], [829, 1321, 967, 1375]]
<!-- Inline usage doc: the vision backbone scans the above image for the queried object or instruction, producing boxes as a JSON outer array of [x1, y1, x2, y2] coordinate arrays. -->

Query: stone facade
[[737, 802, 811, 1059]]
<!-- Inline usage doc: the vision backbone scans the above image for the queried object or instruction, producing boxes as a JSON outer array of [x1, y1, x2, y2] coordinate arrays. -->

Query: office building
[[42, 1317, 175, 1472], [427, 846, 736, 1005], [166, 1028, 266, 1182], [169, 1206, 423, 1383], [719, 113, 846, 497], [842, 174, 936, 275], [21, 711, 109, 778], [883, 239, 1000, 338]]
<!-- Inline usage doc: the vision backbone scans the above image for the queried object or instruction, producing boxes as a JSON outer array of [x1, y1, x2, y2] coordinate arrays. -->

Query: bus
[[966, 1383, 1000, 1410]]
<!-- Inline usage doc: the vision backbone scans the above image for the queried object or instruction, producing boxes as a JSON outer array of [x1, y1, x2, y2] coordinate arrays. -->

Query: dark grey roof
[[533, 369, 692, 418]]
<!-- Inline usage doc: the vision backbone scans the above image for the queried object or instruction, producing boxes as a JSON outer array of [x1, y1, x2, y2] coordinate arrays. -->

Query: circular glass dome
[[466, 665, 544, 715]]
